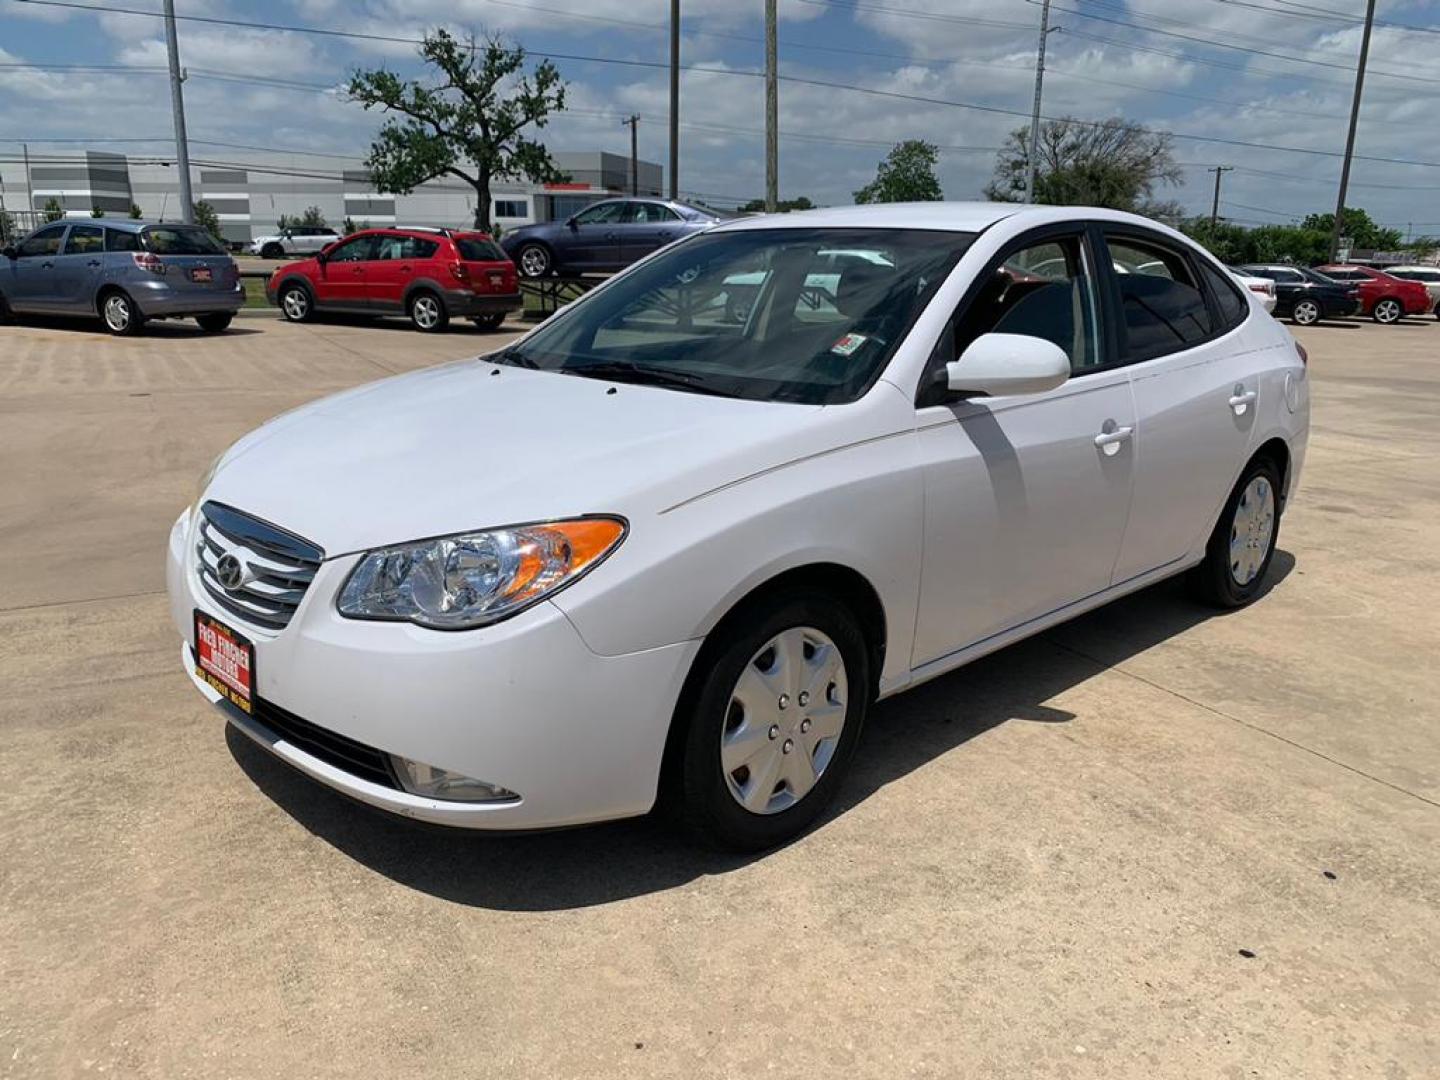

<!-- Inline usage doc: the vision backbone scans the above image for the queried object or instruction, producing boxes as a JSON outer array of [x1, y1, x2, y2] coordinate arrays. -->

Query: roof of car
[[46, 219, 182, 232], [707, 201, 1192, 236], [1387, 265, 1440, 272]]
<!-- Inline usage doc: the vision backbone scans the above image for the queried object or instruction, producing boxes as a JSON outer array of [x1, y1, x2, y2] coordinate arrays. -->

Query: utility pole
[[162, 0, 195, 224], [1023, 0, 1054, 204], [22, 142, 33, 216], [1330, 0, 1376, 263], [623, 114, 640, 196], [668, 0, 679, 201], [765, 0, 778, 213], [1208, 166, 1233, 233]]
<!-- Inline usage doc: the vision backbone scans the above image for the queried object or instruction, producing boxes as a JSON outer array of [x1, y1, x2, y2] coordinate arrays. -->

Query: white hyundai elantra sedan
[[168, 203, 1308, 850]]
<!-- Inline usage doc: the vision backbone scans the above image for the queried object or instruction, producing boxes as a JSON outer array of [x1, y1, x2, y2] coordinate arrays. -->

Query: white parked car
[[247, 225, 341, 259], [1384, 265, 1440, 317], [169, 203, 1309, 850], [1229, 267, 1278, 314]]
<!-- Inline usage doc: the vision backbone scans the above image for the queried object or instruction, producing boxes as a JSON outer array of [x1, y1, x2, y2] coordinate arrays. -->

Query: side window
[[574, 202, 625, 225], [627, 203, 678, 223], [1272, 269, 1302, 284], [106, 229, 139, 253], [945, 235, 1101, 375], [1106, 235, 1215, 362], [1200, 262, 1248, 329], [62, 225, 105, 256], [17, 225, 66, 258], [376, 235, 439, 260], [328, 235, 378, 262]]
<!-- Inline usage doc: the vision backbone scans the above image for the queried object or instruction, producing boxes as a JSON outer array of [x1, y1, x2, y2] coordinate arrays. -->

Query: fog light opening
[[390, 755, 520, 803]]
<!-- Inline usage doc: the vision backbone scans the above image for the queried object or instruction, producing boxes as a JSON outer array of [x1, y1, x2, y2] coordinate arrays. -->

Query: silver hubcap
[[1376, 300, 1399, 322], [722, 626, 847, 816], [1229, 475, 1275, 586], [282, 289, 307, 320], [412, 295, 440, 328], [520, 247, 547, 276], [104, 295, 129, 331], [1295, 302, 1317, 324]]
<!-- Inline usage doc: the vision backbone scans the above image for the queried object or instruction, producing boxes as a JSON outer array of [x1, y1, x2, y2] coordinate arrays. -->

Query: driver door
[[565, 201, 626, 269], [910, 227, 1137, 668], [313, 233, 378, 309]]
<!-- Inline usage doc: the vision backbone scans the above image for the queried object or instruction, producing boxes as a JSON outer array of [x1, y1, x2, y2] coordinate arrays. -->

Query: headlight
[[337, 517, 626, 629], [194, 450, 226, 507]]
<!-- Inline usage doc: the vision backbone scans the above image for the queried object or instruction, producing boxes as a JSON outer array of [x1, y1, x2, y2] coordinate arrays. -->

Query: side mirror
[[1, 245, 16, 260], [566, 216, 579, 230], [315, 246, 329, 264], [945, 333, 1071, 397]]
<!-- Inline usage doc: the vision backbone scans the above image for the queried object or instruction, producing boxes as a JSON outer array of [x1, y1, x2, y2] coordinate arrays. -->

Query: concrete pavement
[[1, 314, 1436, 1078]]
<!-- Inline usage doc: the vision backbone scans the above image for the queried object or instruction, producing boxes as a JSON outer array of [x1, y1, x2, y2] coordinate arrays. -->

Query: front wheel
[[1372, 297, 1402, 324], [1187, 457, 1282, 608], [278, 282, 313, 322], [515, 243, 552, 279], [675, 593, 870, 851], [469, 312, 506, 331], [100, 290, 144, 336], [260, 242, 284, 260], [1291, 298, 1320, 326], [196, 312, 233, 333], [408, 290, 449, 332]]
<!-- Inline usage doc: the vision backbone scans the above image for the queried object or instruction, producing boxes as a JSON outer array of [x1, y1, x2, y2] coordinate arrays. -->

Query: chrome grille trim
[[195, 501, 324, 631]]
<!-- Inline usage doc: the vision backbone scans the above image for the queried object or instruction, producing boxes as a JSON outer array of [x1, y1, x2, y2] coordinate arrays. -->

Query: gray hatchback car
[[0, 219, 244, 335]]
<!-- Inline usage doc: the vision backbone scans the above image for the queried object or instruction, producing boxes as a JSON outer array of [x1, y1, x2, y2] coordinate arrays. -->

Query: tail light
[[449, 260, 469, 282], [132, 252, 166, 276], [1247, 282, 1274, 297]]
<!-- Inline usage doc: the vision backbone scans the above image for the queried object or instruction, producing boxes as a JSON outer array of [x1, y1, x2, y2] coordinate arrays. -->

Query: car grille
[[251, 695, 400, 789], [195, 501, 324, 631]]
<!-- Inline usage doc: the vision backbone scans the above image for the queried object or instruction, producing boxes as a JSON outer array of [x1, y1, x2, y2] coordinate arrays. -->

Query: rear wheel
[[675, 593, 870, 851], [1372, 297, 1402, 324], [1187, 457, 1282, 608], [469, 312, 506, 331], [260, 242, 284, 260], [1290, 298, 1320, 326], [196, 312, 233, 333], [408, 289, 449, 332], [100, 289, 144, 336], [516, 243, 552, 279], [278, 281, 313, 323]]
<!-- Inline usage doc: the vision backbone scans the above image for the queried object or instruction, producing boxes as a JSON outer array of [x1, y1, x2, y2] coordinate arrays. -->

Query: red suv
[[1314, 264, 1431, 324], [267, 227, 521, 332]]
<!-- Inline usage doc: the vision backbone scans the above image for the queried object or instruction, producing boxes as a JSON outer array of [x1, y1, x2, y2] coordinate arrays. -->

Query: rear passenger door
[[1102, 230, 1260, 583], [53, 223, 106, 309], [365, 233, 439, 311], [617, 202, 681, 264]]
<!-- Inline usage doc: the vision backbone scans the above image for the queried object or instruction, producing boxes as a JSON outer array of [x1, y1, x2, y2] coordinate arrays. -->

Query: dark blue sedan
[[499, 198, 719, 278]]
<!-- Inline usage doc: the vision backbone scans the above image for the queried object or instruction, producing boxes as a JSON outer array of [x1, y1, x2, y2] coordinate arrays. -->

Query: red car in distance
[[1315, 264, 1431, 324], [267, 226, 521, 333]]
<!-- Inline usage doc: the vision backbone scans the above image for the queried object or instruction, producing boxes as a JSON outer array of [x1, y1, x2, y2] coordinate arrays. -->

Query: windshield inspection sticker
[[830, 332, 868, 357]]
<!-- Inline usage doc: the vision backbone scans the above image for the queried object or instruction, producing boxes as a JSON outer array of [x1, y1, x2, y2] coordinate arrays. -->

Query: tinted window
[[62, 224, 105, 255], [106, 229, 139, 253], [573, 202, 625, 225], [1396, 269, 1440, 283], [1201, 262, 1248, 328], [628, 202, 679, 223], [1299, 268, 1340, 286], [327, 234, 380, 262], [17, 225, 66, 258], [945, 236, 1101, 375], [494, 199, 528, 218], [1323, 268, 1359, 281], [455, 236, 506, 261], [374, 234, 438, 260], [142, 227, 226, 255], [1270, 268, 1304, 283], [1107, 236, 1214, 361], [506, 228, 970, 405]]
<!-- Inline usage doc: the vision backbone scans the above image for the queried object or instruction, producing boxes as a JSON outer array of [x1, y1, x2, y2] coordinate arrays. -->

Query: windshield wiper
[[566, 359, 734, 396], [488, 346, 538, 369]]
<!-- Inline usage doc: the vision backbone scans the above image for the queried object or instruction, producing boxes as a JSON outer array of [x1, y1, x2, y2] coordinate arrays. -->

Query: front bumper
[[442, 288, 523, 317], [131, 278, 245, 316], [167, 509, 699, 830]]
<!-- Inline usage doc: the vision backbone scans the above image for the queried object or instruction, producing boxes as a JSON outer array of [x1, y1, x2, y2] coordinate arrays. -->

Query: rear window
[[142, 226, 227, 256], [455, 236, 506, 262], [106, 229, 139, 253]]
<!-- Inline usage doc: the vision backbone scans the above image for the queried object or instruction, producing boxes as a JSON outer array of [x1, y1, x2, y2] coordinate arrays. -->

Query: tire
[[260, 243, 284, 260], [675, 592, 871, 851], [469, 312, 506, 331], [1187, 456, 1282, 608], [515, 242, 552, 279], [99, 289, 144, 336], [0, 289, 12, 324], [1290, 299, 1320, 326], [1372, 297, 1402, 324], [196, 312, 233, 333], [277, 280, 314, 323], [407, 289, 449, 332]]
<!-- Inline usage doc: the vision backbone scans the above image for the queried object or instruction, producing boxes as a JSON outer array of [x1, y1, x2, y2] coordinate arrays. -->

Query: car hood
[[203, 357, 842, 556]]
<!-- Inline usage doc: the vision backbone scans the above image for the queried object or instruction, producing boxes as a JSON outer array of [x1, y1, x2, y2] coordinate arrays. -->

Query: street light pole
[[162, 0, 195, 224], [1208, 165, 1233, 233], [1023, 0, 1053, 205], [623, 114, 640, 196], [668, 0, 679, 201], [1330, 0, 1376, 263], [765, 0, 778, 213]]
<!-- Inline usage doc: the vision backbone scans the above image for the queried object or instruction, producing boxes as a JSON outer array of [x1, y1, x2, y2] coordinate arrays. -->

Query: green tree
[[739, 195, 815, 213], [129, 203, 143, 219], [299, 205, 328, 228], [1299, 208, 1403, 252], [0, 209, 14, 243], [985, 117, 1180, 212], [42, 197, 64, 223], [90, 206, 106, 218], [854, 141, 942, 204], [193, 200, 224, 241], [348, 29, 568, 232]]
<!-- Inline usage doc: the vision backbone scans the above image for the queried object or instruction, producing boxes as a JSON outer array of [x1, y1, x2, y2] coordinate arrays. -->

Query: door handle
[[351, 266, 365, 274], [41, 261, 54, 269], [400, 264, 412, 273], [87, 259, 102, 267], [604, 231, 619, 240], [1094, 423, 1134, 456], [1228, 386, 1257, 415]]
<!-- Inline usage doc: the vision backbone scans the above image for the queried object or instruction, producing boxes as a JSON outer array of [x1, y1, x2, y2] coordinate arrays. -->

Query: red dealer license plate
[[190, 266, 213, 283], [194, 610, 254, 713]]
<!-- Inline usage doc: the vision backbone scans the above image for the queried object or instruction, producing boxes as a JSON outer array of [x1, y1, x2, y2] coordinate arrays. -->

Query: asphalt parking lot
[[2, 311, 1437, 1078]]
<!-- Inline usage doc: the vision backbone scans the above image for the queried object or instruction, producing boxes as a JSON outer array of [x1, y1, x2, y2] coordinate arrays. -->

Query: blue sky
[[2, 0, 1439, 232]]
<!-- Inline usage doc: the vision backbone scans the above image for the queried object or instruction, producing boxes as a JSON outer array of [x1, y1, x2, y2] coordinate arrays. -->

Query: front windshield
[[505, 227, 972, 404]]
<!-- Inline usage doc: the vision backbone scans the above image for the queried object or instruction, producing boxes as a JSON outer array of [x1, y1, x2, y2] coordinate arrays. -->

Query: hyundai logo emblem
[[216, 553, 245, 591]]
